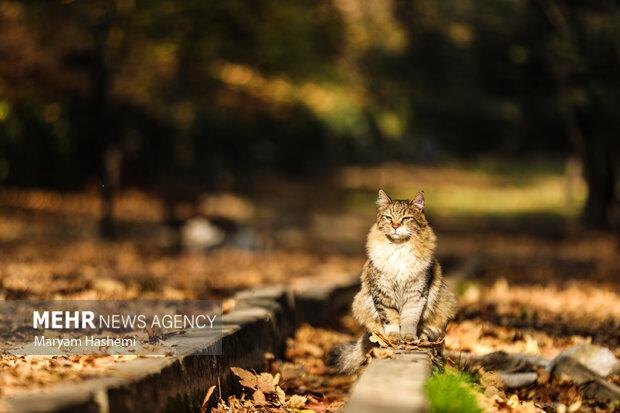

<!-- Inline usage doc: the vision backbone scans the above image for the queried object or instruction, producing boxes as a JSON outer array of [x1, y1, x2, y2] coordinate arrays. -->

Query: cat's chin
[[384, 232, 411, 243]]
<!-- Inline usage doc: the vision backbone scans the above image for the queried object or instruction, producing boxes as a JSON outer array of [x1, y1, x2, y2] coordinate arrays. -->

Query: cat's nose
[[391, 223, 400, 229]]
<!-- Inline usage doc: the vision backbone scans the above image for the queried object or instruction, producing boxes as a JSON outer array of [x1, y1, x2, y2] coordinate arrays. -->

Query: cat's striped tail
[[326, 332, 375, 374]]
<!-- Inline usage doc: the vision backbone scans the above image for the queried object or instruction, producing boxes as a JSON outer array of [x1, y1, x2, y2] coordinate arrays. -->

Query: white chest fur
[[367, 228, 431, 285]]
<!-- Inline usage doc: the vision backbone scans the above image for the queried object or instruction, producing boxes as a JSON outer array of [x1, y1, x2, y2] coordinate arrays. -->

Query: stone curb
[[344, 349, 432, 413], [4, 278, 359, 413]]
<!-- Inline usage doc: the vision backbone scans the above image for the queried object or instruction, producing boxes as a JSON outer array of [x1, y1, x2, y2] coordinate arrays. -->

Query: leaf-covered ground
[[0, 164, 618, 410], [0, 355, 144, 399], [212, 319, 618, 413], [0, 241, 361, 301], [211, 324, 357, 413]]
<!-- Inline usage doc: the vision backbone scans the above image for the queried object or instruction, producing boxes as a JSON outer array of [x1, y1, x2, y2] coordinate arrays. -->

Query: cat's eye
[[382, 215, 392, 221], [402, 217, 413, 222]]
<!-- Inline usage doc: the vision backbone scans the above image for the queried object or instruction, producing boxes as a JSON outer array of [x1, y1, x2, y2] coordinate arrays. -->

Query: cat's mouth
[[386, 229, 411, 242]]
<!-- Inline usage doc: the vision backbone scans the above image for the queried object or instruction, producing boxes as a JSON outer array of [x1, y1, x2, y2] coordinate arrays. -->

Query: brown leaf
[[230, 367, 257, 389], [200, 385, 216, 413], [252, 389, 267, 406], [535, 367, 550, 385], [480, 371, 503, 389], [280, 364, 305, 380], [286, 394, 307, 409], [276, 386, 286, 405], [370, 331, 397, 347], [257, 372, 276, 393], [285, 342, 324, 358], [483, 385, 506, 401], [222, 298, 236, 314], [305, 401, 330, 412], [370, 347, 393, 359]]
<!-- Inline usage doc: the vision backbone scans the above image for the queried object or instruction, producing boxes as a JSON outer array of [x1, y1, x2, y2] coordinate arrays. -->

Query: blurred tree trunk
[[581, 137, 615, 229], [540, 0, 618, 229], [92, 15, 119, 238], [159, 22, 201, 231], [556, 91, 615, 229], [559, 106, 616, 231]]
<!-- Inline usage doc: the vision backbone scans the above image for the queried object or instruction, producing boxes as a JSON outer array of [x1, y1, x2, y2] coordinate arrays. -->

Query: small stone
[[499, 371, 538, 388], [550, 343, 620, 378], [552, 357, 620, 404], [181, 217, 225, 250]]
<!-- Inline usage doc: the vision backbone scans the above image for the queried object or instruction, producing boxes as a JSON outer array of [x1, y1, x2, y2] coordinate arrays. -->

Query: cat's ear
[[411, 191, 425, 212], [377, 189, 392, 208]]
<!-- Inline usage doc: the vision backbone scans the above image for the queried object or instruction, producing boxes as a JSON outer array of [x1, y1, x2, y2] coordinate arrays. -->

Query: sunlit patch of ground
[[0, 160, 587, 248], [447, 318, 588, 359], [0, 242, 362, 300], [460, 280, 620, 347], [335, 161, 586, 218], [443, 228, 620, 357]]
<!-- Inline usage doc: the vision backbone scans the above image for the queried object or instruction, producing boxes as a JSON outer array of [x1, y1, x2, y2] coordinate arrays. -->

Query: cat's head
[[375, 189, 427, 242]]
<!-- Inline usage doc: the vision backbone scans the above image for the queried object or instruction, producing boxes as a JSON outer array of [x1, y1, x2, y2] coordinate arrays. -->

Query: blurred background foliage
[[0, 0, 618, 230]]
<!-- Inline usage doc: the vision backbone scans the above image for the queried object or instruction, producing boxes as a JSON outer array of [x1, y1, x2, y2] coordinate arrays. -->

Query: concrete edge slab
[[344, 351, 432, 413]]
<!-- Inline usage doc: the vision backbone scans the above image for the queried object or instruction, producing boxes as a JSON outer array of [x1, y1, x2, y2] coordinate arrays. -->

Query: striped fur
[[328, 190, 457, 374]]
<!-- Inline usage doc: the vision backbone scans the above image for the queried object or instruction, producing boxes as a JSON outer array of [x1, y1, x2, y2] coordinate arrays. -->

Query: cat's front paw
[[402, 332, 418, 342], [400, 327, 418, 342], [420, 326, 443, 342], [384, 324, 401, 339]]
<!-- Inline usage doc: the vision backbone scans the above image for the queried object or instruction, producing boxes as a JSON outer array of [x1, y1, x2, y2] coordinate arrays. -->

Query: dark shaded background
[[1, 0, 619, 233]]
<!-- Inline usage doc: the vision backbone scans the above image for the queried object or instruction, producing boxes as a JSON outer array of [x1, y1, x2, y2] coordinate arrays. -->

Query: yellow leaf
[[507, 394, 519, 408]]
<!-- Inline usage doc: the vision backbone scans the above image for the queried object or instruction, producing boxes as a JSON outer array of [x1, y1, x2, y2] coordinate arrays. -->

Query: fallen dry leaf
[[480, 371, 504, 389], [200, 385, 216, 413], [507, 394, 519, 408], [369, 347, 393, 359], [252, 389, 266, 405], [230, 367, 257, 389], [276, 386, 286, 405], [218, 323, 355, 412], [257, 372, 277, 393], [287, 394, 307, 409]]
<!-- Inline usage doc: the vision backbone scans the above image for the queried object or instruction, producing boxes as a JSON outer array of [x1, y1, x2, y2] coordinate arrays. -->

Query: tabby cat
[[328, 189, 457, 374]]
